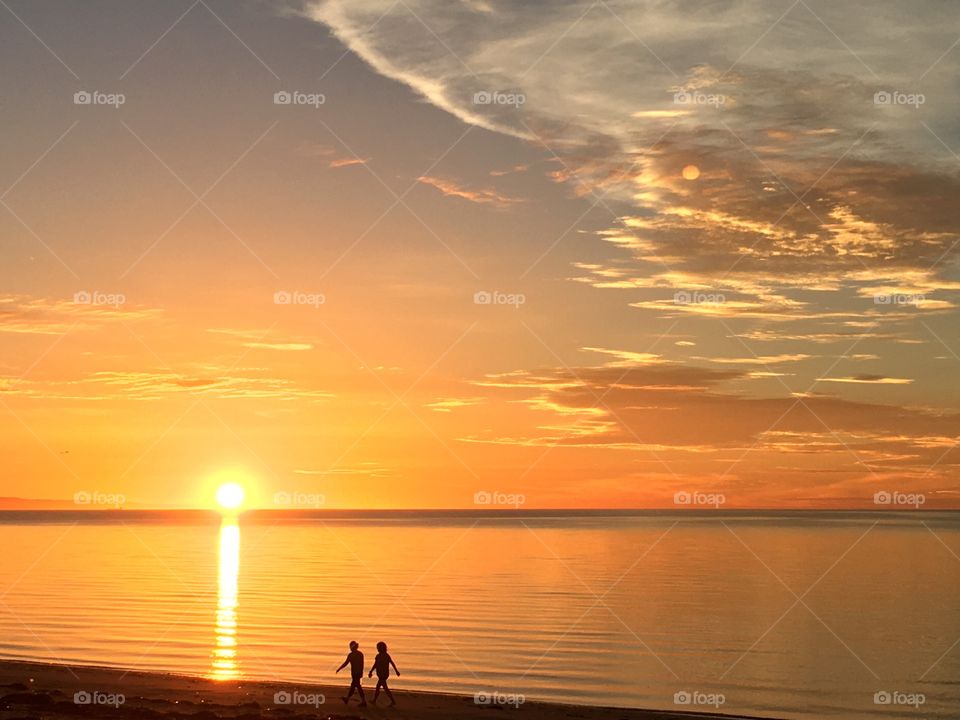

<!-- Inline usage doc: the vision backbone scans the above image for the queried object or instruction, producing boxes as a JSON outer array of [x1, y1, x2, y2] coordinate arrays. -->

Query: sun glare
[[216, 482, 246, 511]]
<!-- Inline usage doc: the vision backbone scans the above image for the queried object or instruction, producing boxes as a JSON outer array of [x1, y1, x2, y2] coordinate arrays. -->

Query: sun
[[216, 482, 246, 511], [681, 164, 701, 181]]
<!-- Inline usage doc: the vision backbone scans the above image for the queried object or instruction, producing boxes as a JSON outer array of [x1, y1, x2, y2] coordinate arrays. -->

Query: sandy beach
[[0, 660, 773, 720]]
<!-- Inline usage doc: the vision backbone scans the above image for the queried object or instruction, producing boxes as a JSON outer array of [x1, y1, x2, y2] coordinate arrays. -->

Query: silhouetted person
[[368, 641, 400, 706], [336, 640, 366, 706]]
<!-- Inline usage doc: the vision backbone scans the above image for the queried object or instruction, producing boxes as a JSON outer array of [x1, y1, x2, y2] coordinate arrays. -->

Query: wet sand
[[0, 659, 775, 719]]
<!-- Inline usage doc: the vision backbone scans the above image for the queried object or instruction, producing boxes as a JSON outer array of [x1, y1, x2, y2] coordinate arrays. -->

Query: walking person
[[336, 640, 367, 707], [369, 641, 400, 707]]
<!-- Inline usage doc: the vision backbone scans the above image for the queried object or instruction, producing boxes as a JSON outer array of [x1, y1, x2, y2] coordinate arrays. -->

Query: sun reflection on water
[[210, 518, 240, 680]]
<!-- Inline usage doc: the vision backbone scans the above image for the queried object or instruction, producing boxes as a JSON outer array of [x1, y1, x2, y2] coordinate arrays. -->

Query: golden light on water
[[210, 519, 240, 680]]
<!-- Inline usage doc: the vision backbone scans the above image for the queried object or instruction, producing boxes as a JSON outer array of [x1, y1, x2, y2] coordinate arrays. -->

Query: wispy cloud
[[294, 463, 395, 478], [417, 175, 522, 208], [426, 396, 485, 412], [0, 369, 333, 402], [243, 342, 314, 351], [329, 156, 369, 168], [0, 295, 159, 335], [489, 163, 528, 176], [816, 375, 914, 385], [208, 328, 315, 351], [703, 354, 812, 365], [581, 347, 664, 366]]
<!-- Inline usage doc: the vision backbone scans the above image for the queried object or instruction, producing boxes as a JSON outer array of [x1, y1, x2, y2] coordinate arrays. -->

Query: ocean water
[[0, 510, 958, 718]]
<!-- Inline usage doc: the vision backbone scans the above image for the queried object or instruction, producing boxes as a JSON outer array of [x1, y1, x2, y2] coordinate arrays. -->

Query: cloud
[[294, 463, 395, 477], [243, 342, 314, 351], [489, 163, 529, 176], [736, 328, 925, 345], [475, 363, 744, 393], [417, 175, 522, 207], [581, 346, 664, 366], [816, 375, 914, 385], [0, 369, 333, 402], [329, 156, 370, 168], [463, 356, 960, 496], [702, 354, 812, 365], [306, 0, 960, 323], [207, 328, 314, 351], [463, 354, 960, 498], [426, 397, 485, 412], [303, 0, 960, 503], [0, 295, 159, 335]]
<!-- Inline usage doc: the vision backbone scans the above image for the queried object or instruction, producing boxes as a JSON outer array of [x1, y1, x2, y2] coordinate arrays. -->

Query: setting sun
[[215, 483, 246, 511]]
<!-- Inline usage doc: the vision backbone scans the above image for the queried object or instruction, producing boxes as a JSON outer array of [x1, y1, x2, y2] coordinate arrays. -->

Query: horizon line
[[1, 506, 956, 513]]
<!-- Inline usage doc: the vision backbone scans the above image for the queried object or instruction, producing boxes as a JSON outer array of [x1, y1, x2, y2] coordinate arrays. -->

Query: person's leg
[[373, 679, 383, 704], [357, 680, 367, 706], [342, 678, 357, 704], [384, 680, 395, 706]]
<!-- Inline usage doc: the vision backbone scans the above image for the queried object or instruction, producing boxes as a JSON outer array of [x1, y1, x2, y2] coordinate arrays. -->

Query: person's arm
[[336, 656, 349, 673], [390, 656, 400, 676]]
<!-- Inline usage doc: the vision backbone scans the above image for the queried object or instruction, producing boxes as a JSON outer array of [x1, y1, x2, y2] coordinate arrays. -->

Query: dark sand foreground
[[0, 660, 772, 720]]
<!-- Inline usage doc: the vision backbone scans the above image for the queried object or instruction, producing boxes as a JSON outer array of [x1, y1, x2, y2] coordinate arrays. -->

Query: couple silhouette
[[336, 640, 401, 707]]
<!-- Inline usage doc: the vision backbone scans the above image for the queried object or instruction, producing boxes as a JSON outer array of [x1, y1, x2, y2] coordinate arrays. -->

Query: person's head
[[376, 641, 387, 653], [349, 640, 359, 651]]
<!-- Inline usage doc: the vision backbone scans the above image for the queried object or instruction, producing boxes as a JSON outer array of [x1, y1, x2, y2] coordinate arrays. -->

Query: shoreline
[[0, 659, 775, 719]]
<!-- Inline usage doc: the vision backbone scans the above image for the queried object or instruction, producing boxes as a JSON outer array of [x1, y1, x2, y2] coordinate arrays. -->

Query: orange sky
[[1, 0, 959, 510]]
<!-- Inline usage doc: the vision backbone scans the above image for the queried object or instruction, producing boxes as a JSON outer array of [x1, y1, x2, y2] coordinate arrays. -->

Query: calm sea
[[0, 510, 957, 718]]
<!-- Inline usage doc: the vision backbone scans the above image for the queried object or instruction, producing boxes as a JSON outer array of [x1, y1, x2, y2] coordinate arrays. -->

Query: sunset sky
[[2, 0, 959, 509]]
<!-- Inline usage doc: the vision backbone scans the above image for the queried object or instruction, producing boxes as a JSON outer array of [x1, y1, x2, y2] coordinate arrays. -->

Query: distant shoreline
[[0, 659, 776, 720], [1, 507, 958, 525]]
